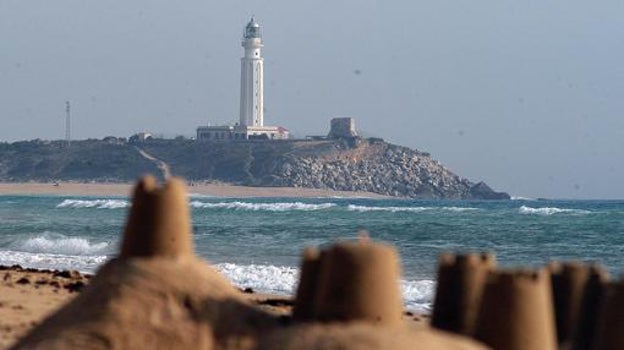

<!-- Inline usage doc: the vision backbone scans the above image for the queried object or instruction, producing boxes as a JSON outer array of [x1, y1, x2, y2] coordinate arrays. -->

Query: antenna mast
[[65, 101, 71, 146]]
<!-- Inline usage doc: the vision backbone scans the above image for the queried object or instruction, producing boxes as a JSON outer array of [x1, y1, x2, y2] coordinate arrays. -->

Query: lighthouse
[[239, 17, 264, 127], [196, 18, 289, 141]]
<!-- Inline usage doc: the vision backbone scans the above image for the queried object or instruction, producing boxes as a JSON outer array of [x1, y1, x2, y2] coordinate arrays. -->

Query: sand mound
[[13, 257, 276, 349], [260, 323, 486, 349]]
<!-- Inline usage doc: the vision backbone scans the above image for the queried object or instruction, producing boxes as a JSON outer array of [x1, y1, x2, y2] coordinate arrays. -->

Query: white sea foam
[[0, 250, 108, 273], [442, 207, 480, 212], [11, 234, 111, 256], [1, 233, 114, 272], [215, 262, 434, 313], [511, 196, 536, 201], [190, 201, 336, 212], [216, 263, 298, 295], [56, 199, 129, 209], [519, 205, 591, 216], [347, 205, 478, 213], [401, 279, 436, 313], [348, 205, 429, 213]]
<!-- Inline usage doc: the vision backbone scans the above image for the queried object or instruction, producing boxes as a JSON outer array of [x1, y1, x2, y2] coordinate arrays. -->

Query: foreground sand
[[0, 265, 428, 349], [0, 266, 89, 349], [0, 182, 391, 199]]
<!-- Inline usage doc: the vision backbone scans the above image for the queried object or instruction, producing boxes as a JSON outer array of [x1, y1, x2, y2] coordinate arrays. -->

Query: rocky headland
[[0, 138, 509, 200]]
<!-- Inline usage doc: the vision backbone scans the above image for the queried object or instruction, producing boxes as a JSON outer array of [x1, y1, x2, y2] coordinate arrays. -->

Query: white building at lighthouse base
[[196, 124, 289, 141]]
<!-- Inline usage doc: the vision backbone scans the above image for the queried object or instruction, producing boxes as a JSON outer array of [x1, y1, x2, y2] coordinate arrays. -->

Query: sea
[[0, 194, 623, 313]]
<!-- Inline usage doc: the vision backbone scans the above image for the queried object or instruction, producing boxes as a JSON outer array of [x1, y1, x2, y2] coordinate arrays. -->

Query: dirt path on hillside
[[135, 147, 171, 180]]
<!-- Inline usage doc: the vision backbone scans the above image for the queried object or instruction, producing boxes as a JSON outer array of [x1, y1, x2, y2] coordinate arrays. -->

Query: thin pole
[[65, 101, 71, 146]]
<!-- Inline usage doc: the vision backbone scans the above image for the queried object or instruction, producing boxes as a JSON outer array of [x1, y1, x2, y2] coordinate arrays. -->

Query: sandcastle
[[573, 265, 610, 350], [550, 261, 589, 346], [549, 262, 612, 349], [430, 255, 622, 350], [293, 240, 403, 325], [431, 252, 495, 336], [592, 278, 624, 350], [12, 176, 486, 350], [475, 268, 558, 350]]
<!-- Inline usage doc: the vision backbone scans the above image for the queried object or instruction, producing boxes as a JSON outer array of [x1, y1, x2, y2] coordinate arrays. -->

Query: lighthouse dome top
[[243, 17, 262, 39], [244, 17, 262, 39]]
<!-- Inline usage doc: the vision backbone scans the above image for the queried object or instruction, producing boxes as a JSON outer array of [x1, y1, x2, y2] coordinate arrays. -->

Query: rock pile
[[268, 141, 509, 199]]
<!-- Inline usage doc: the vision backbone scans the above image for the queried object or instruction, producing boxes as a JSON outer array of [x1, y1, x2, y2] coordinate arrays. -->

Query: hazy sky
[[1, 1, 623, 199]]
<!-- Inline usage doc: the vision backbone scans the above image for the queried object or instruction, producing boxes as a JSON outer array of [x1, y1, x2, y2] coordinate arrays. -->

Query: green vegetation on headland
[[0, 138, 509, 199]]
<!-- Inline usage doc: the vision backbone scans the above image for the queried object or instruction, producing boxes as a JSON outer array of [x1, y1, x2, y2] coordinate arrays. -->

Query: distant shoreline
[[0, 182, 392, 199]]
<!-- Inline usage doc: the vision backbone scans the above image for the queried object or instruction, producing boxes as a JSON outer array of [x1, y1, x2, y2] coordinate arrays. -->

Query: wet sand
[[0, 182, 391, 199]]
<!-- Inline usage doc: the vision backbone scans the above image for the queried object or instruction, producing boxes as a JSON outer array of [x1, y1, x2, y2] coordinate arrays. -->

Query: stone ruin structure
[[328, 117, 358, 139]]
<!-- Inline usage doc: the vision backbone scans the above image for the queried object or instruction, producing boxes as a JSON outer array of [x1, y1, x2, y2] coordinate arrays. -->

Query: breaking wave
[[402, 279, 436, 312], [348, 205, 428, 213], [0, 233, 112, 272], [511, 196, 536, 201], [56, 199, 129, 209], [347, 205, 478, 213], [11, 234, 111, 256], [190, 201, 336, 212], [216, 263, 298, 296], [518, 206, 591, 216], [0, 251, 108, 273], [442, 207, 480, 212], [215, 262, 434, 313]]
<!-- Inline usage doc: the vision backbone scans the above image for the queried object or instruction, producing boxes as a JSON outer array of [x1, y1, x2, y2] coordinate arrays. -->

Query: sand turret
[[572, 264, 609, 350], [293, 247, 323, 321], [120, 175, 193, 258], [431, 252, 495, 336], [549, 261, 591, 347], [475, 268, 557, 350], [312, 241, 403, 326], [549, 262, 612, 349], [591, 278, 624, 350]]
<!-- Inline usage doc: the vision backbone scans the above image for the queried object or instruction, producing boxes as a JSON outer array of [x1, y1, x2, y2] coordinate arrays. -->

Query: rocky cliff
[[254, 140, 509, 199], [0, 138, 509, 200]]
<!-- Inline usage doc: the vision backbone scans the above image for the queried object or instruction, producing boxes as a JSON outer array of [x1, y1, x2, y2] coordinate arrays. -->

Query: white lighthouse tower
[[239, 17, 264, 127], [196, 18, 289, 141]]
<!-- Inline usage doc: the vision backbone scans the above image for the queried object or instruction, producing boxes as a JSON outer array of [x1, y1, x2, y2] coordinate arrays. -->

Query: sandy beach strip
[[0, 182, 391, 199]]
